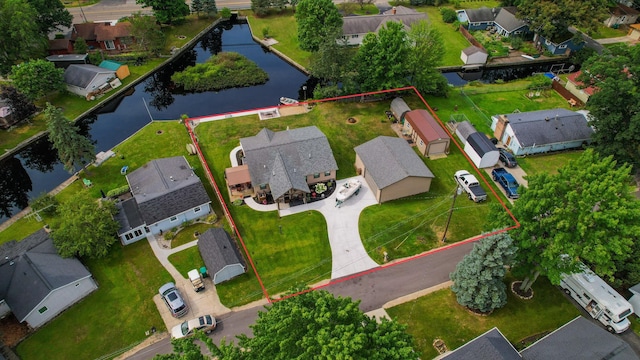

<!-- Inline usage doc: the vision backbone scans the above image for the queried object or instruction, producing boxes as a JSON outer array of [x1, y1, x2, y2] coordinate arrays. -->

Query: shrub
[[440, 8, 457, 23], [206, 213, 218, 223], [106, 185, 130, 198], [164, 231, 175, 240], [262, 27, 270, 38], [220, 7, 231, 18], [29, 193, 58, 216], [510, 36, 523, 50], [527, 74, 552, 90]]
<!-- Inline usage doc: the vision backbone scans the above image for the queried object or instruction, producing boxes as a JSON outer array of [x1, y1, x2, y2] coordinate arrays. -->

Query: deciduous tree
[[74, 37, 89, 54], [135, 0, 189, 24], [0, 85, 37, 126], [10, 60, 65, 101], [51, 190, 119, 258], [129, 13, 166, 55], [407, 20, 448, 96], [309, 31, 354, 86], [295, 0, 342, 52], [45, 103, 95, 173], [516, 0, 609, 40], [250, 0, 270, 17], [450, 232, 517, 313], [25, 0, 72, 35], [0, 0, 47, 74]]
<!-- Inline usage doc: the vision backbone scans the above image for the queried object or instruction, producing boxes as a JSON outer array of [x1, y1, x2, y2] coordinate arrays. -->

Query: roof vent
[[9, 261, 14, 266], [170, 176, 174, 181], [308, 153, 311, 159], [272, 170, 275, 176], [545, 117, 550, 121]]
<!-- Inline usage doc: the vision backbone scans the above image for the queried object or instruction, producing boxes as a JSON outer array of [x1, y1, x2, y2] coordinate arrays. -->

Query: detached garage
[[403, 109, 451, 157], [464, 132, 499, 168], [354, 136, 434, 203], [198, 228, 246, 284]]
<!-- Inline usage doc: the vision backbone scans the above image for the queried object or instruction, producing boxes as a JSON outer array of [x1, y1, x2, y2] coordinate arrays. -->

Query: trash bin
[[200, 266, 208, 278]]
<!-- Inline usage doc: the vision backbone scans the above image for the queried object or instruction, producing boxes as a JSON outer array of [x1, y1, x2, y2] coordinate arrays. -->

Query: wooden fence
[[551, 80, 584, 108], [459, 26, 485, 51]]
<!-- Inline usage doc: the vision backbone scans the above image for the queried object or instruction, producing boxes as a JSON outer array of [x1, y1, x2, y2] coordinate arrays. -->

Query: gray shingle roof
[[354, 136, 434, 189], [390, 97, 411, 120], [521, 316, 638, 360], [456, 121, 477, 141], [463, 46, 487, 56], [494, 7, 527, 32], [114, 197, 144, 233], [63, 64, 115, 89], [198, 228, 246, 275], [442, 328, 521, 360], [342, 11, 427, 35], [0, 230, 92, 322], [465, 7, 498, 23], [467, 132, 497, 157], [126, 156, 211, 225], [240, 126, 338, 200], [502, 108, 593, 147]]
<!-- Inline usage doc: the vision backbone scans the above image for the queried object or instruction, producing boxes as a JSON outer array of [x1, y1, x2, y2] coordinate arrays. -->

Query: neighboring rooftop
[[441, 327, 521, 360], [500, 108, 593, 147], [198, 228, 246, 274]]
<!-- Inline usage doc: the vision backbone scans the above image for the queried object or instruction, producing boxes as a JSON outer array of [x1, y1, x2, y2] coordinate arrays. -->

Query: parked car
[[492, 167, 519, 199], [498, 148, 517, 168], [454, 170, 487, 202], [159, 282, 189, 318], [171, 314, 217, 339]]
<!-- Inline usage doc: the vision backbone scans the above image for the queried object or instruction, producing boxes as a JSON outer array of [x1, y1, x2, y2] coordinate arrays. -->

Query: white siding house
[[63, 64, 116, 98]]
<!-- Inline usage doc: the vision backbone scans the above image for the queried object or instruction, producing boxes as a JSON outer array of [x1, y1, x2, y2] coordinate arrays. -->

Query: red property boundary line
[[184, 87, 520, 303]]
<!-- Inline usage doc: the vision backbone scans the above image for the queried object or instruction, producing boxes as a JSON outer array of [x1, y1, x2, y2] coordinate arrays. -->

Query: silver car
[[171, 314, 217, 339], [159, 282, 188, 318]]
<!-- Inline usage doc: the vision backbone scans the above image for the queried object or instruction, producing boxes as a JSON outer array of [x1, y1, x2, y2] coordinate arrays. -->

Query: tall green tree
[[578, 45, 640, 169], [135, 0, 189, 24], [74, 37, 89, 54], [129, 13, 166, 55], [190, 0, 203, 17], [25, 0, 72, 35], [45, 103, 95, 173], [0, 0, 47, 74], [51, 190, 119, 259], [491, 149, 640, 293], [295, 0, 342, 52], [450, 232, 517, 313], [0, 85, 37, 125], [10, 59, 65, 101], [202, 0, 217, 16], [516, 0, 609, 40], [309, 31, 354, 85], [407, 20, 448, 96], [250, 0, 270, 17]]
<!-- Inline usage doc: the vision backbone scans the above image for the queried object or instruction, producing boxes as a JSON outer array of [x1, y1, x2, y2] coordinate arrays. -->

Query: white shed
[[198, 228, 246, 284], [461, 46, 488, 65], [455, 121, 477, 144], [464, 132, 499, 168]]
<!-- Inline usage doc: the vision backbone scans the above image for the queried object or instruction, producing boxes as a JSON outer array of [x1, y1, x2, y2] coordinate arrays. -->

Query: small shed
[[46, 54, 89, 69], [99, 60, 130, 80], [628, 24, 640, 40], [464, 132, 499, 168], [390, 97, 411, 123], [403, 109, 451, 157], [461, 46, 488, 65], [455, 120, 477, 144], [198, 228, 246, 284]]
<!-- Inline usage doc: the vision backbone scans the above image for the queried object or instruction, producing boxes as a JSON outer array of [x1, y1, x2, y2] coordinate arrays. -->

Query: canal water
[[0, 21, 309, 224]]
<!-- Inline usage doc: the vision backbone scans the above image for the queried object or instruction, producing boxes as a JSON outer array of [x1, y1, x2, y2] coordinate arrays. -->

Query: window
[[313, 173, 320, 179], [419, 140, 424, 146], [194, 207, 201, 213], [558, 45, 567, 49], [134, 229, 143, 237], [75, 283, 80, 287], [124, 233, 134, 241], [170, 216, 178, 222], [105, 40, 115, 50], [545, 39, 551, 45], [351, 34, 359, 39], [260, 184, 267, 190], [324, 171, 331, 176], [38, 306, 48, 314]]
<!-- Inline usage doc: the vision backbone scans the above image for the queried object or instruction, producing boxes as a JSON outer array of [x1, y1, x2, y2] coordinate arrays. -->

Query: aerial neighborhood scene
[[2, 0, 640, 358]]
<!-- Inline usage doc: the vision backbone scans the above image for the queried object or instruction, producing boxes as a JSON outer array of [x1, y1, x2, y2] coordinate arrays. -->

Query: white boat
[[279, 97, 299, 105], [336, 179, 362, 203]]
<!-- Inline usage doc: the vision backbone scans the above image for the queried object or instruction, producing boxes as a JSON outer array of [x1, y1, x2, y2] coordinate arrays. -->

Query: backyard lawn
[[517, 150, 583, 176], [387, 277, 580, 359]]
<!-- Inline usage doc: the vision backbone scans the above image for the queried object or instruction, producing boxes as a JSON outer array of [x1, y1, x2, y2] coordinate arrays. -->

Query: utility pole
[[441, 186, 462, 243]]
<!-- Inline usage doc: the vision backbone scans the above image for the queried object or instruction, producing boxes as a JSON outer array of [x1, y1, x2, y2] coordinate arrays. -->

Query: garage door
[[428, 142, 447, 155]]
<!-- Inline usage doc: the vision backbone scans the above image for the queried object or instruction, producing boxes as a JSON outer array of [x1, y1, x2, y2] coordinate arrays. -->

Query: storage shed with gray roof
[[63, 64, 116, 97], [464, 132, 499, 168], [240, 126, 338, 204], [115, 156, 212, 245], [354, 136, 434, 203], [0, 230, 97, 329], [390, 97, 411, 122], [491, 108, 593, 155], [198, 228, 246, 284]]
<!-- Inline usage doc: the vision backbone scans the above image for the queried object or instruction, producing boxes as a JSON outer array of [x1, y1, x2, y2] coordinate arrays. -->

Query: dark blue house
[[464, 7, 497, 31], [535, 33, 585, 55]]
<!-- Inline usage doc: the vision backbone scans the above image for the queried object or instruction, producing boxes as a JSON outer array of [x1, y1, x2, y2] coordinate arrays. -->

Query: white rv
[[560, 263, 633, 333]]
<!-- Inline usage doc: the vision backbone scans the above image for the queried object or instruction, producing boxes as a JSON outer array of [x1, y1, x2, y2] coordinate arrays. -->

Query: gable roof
[[465, 7, 497, 23], [114, 197, 145, 234], [494, 7, 527, 32], [463, 46, 487, 56], [404, 109, 450, 143], [567, 71, 596, 96], [442, 327, 521, 360], [354, 136, 434, 189], [72, 23, 97, 41], [240, 126, 338, 199], [198, 228, 246, 275], [342, 8, 427, 35], [0, 230, 92, 322], [126, 156, 211, 225], [48, 39, 73, 51], [501, 108, 593, 147], [94, 22, 132, 41], [610, 3, 640, 16], [63, 64, 115, 89], [467, 132, 497, 156], [390, 97, 411, 119], [225, 164, 251, 186], [520, 316, 638, 360], [456, 121, 477, 141]]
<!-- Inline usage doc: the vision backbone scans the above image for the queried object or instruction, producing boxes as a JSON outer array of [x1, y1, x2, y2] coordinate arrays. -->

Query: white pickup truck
[[454, 170, 487, 203]]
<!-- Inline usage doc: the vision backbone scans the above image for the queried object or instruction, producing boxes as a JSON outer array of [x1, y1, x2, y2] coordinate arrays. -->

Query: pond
[[0, 20, 309, 225]]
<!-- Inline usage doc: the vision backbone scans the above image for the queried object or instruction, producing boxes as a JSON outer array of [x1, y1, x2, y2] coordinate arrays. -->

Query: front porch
[[256, 180, 337, 209]]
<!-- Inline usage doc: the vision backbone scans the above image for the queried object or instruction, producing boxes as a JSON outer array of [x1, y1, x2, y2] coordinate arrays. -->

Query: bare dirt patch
[[0, 314, 30, 348]]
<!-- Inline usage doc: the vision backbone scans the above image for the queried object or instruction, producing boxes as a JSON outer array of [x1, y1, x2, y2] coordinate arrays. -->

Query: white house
[[63, 64, 116, 98], [198, 228, 246, 284], [114, 156, 212, 245], [461, 46, 488, 65], [0, 230, 98, 329], [604, 3, 640, 28], [491, 108, 594, 155]]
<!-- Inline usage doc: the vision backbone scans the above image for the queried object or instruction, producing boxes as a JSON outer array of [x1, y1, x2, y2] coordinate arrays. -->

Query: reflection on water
[[443, 61, 572, 86]]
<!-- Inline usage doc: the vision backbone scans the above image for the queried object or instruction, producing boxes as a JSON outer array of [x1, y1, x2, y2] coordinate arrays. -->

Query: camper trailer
[[560, 263, 633, 333]]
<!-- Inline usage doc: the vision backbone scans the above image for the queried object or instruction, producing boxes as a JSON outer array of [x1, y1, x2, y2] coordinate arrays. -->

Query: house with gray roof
[[493, 7, 528, 37], [341, 6, 427, 45], [491, 108, 593, 156], [63, 64, 116, 98], [464, 7, 499, 31], [0, 229, 98, 329], [198, 228, 246, 284], [354, 136, 434, 203], [440, 327, 521, 360], [240, 126, 338, 206], [115, 156, 212, 245]]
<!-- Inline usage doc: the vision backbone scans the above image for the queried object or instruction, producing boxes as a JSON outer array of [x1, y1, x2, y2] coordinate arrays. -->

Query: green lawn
[[169, 245, 205, 279], [420, 6, 467, 66], [583, 24, 627, 40], [517, 151, 583, 176], [387, 277, 580, 359], [16, 240, 173, 360], [169, 222, 216, 248]]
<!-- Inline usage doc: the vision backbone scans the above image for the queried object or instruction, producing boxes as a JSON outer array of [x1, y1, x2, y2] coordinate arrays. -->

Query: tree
[[0, 0, 47, 74], [0, 156, 31, 218], [309, 31, 354, 86], [10, 60, 65, 101], [450, 232, 517, 313], [0, 85, 37, 125], [135, 0, 189, 25], [578, 45, 640, 169], [352, 0, 373, 10], [440, 7, 457, 23], [295, 0, 342, 52], [190, 0, 203, 17], [250, 0, 270, 17], [407, 20, 448, 96], [516, 0, 609, 40], [51, 190, 120, 258], [129, 13, 166, 55], [25, 0, 72, 36], [493, 149, 640, 293], [74, 37, 89, 54], [202, 0, 217, 16], [45, 103, 95, 173]]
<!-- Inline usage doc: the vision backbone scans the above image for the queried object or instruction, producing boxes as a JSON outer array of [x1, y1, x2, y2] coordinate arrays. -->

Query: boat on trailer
[[336, 179, 361, 207], [280, 97, 299, 105]]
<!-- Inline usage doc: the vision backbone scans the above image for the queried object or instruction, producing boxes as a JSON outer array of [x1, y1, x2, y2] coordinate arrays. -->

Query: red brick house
[[71, 22, 134, 52]]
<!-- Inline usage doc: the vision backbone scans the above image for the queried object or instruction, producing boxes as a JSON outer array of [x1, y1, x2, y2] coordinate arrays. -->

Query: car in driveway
[[498, 148, 517, 168], [171, 314, 217, 339], [159, 282, 188, 318]]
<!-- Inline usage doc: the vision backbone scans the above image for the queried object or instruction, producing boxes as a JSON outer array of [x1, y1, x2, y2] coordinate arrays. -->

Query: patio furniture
[[121, 165, 129, 175], [83, 178, 93, 187]]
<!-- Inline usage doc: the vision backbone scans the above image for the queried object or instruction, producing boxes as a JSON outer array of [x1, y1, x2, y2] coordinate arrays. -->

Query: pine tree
[[202, 0, 217, 16], [450, 232, 517, 313], [45, 103, 95, 173], [191, 0, 203, 17]]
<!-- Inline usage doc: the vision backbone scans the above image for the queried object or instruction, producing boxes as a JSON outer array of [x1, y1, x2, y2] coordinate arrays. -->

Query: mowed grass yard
[[387, 277, 580, 359]]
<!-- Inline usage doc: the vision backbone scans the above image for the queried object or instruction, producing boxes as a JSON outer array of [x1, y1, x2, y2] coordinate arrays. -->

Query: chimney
[[308, 153, 311, 159], [392, 6, 396, 14], [494, 114, 509, 140]]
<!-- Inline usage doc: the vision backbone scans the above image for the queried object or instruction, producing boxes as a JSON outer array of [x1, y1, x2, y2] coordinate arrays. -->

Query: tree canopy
[[45, 103, 95, 173], [26, 0, 72, 35], [0, 0, 47, 74], [295, 0, 342, 52], [10, 59, 65, 101], [407, 20, 448, 96], [129, 13, 166, 55], [135, 0, 189, 24], [579, 45, 640, 169], [516, 0, 609, 40], [51, 190, 120, 258]]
